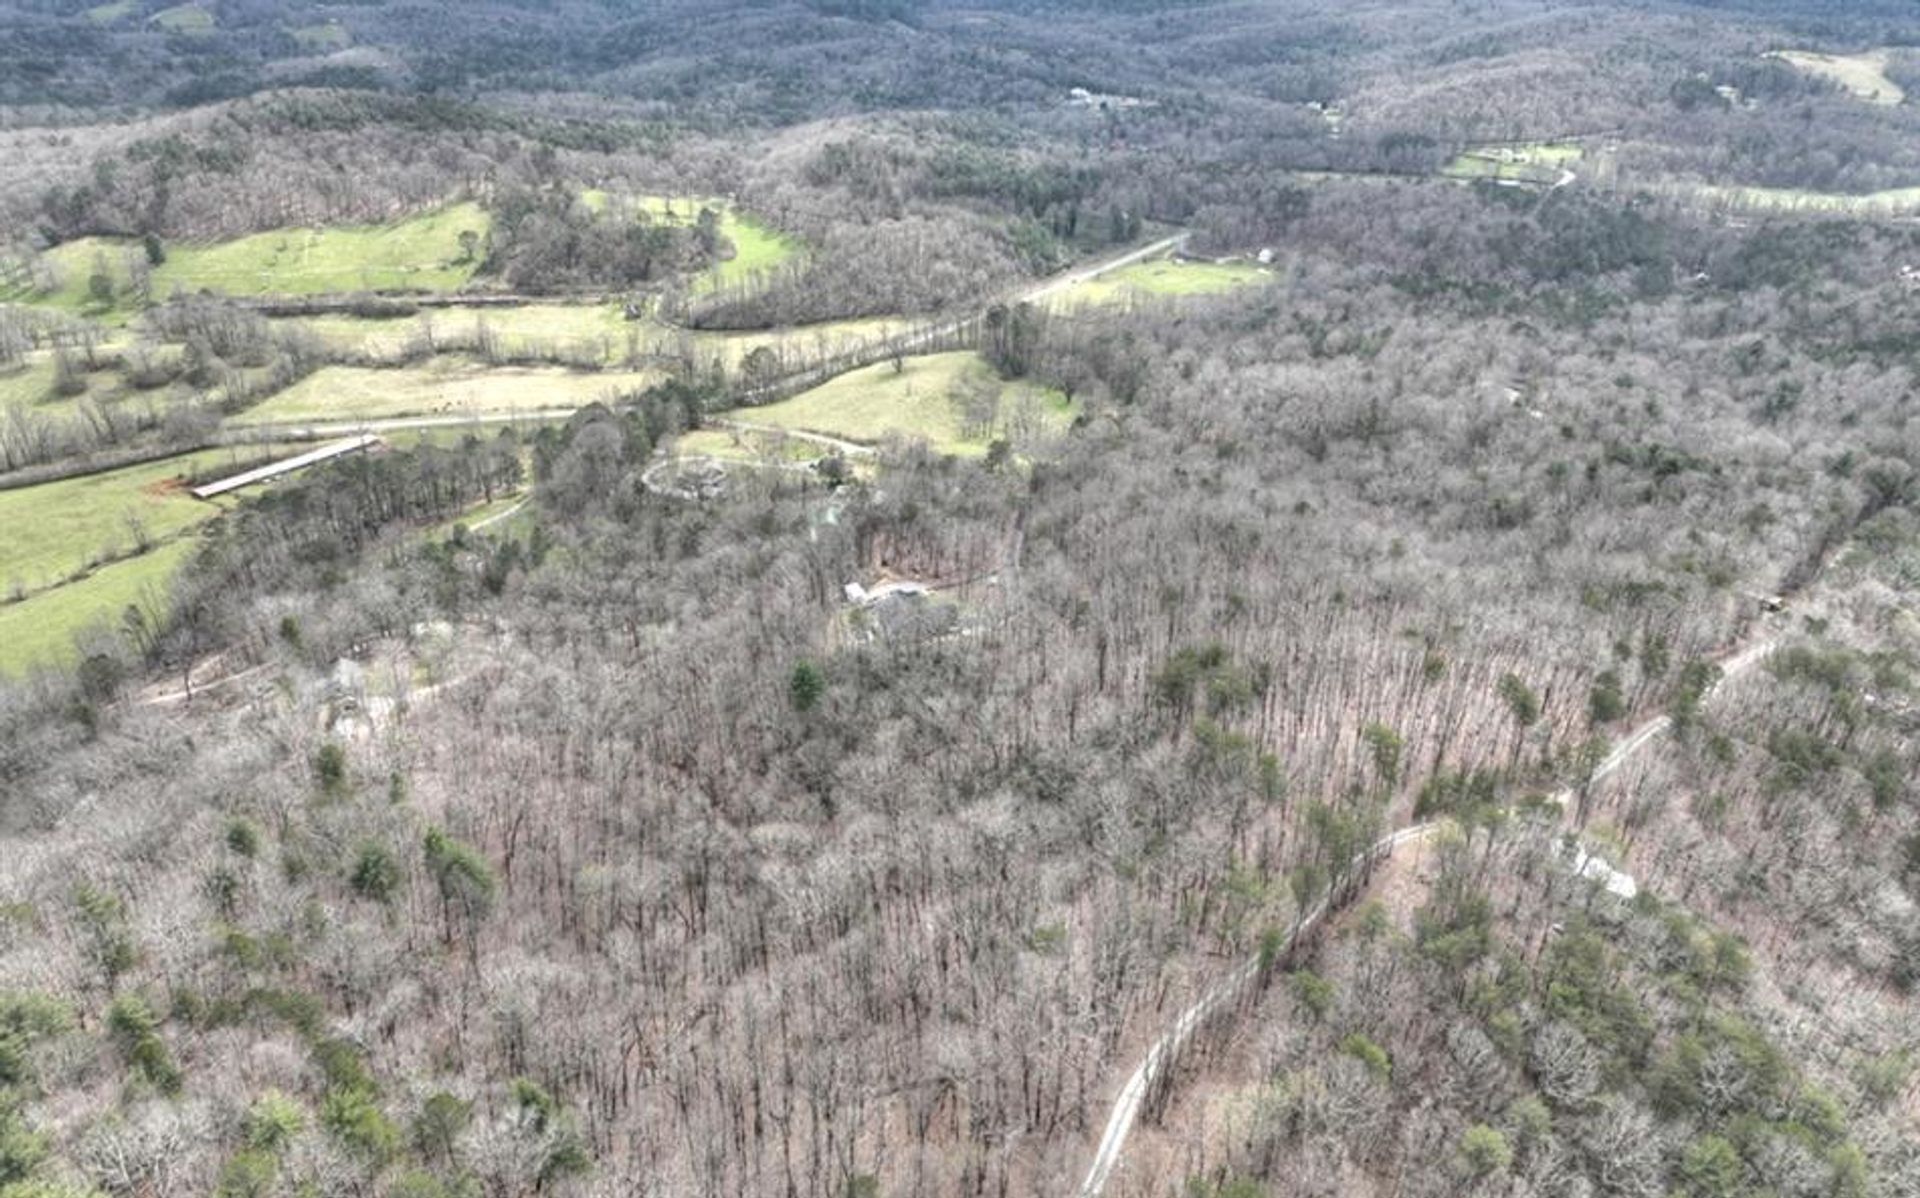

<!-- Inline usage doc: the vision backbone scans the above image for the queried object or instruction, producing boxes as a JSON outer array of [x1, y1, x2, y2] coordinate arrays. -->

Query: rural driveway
[[1019, 232, 1190, 305], [1073, 634, 1780, 1197], [709, 420, 876, 457], [470, 496, 529, 531]]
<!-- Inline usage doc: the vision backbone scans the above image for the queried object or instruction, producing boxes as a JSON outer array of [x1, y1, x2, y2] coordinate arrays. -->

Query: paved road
[[1073, 636, 1778, 1197]]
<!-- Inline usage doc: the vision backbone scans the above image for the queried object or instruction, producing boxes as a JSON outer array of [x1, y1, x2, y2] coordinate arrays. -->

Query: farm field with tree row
[[0, 536, 200, 675], [587, 192, 805, 288], [1044, 252, 1275, 307], [0, 444, 304, 674], [10, 204, 492, 315], [278, 306, 909, 369], [1442, 141, 1585, 185], [234, 361, 659, 425], [1768, 48, 1907, 105], [0, 448, 249, 594], [711, 350, 1074, 457]]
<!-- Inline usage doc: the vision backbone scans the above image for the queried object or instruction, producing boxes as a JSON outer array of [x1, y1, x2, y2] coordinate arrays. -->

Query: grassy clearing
[[0, 349, 179, 420], [1677, 181, 1920, 215], [1049, 255, 1273, 307], [701, 209, 799, 287], [21, 203, 489, 315], [1443, 142, 1583, 185], [700, 317, 909, 369], [378, 420, 566, 451], [1768, 49, 1905, 105], [676, 427, 831, 463], [585, 192, 803, 289], [729, 351, 1072, 457], [0, 356, 60, 410], [0, 537, 197, 677], [438, 303, 630, 346], [150, 3, 214, 32], [288, 21, 351, 50], [285, 303, 633, 358], [0, 448, 264, 595], [281, 307, 907, 370], [236, 359, 656, 424]]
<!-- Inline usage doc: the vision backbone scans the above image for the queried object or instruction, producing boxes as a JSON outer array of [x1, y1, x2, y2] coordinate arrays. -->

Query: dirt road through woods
[[1074, 633, 1780, 1197]]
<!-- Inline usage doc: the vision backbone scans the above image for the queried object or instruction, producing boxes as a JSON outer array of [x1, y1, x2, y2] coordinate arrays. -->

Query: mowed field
[[692, 316, 914, 374], [1672, 180, 1920, 215], [150, 2, 214, 32], [287, 20, 351, 49], [585, 191, 803, 289], [83, 0, 134, 22], [9, 191, 798, 327], [711, 351, 1072, 457], [0, 443, 316, 675], [235, 359, 658, 424], [1048, 254, 1273, 307], [287, 304, 634, 358], [1769, 49, 1906, 105], [0, 447, 268, 595], [0, 537, 199, 676], [675, 426, 834, 463], [17, 203, 489, 315], [0, 344, 188, 419], [0, 355, 60, 411], [1443, 141, 1583, 185], [282, 305, 909, 370]]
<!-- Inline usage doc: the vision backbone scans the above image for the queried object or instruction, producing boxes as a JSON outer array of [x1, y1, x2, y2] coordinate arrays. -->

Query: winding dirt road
[[1074, 634, 1779, 1197], [469, 496, 529, 531], [708, 420, 877, 457]]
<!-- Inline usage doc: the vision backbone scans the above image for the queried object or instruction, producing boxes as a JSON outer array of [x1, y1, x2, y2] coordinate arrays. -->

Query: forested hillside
[[2, 2, 1919, 1197]]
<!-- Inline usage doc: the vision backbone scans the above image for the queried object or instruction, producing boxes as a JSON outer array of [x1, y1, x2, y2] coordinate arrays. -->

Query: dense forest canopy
[[2, 2, 1920, 1197]]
